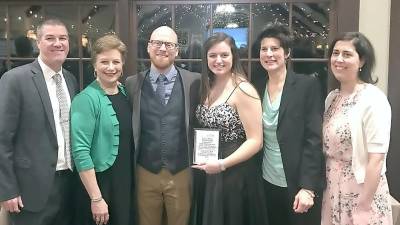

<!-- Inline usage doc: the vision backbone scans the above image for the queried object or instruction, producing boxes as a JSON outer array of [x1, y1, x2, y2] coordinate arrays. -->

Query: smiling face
[[330, 40, 364, 84], [207, 41, 233, 77], [147, 26, 178, 72], [94, 49, 123, 88], [37, 24, 69, 71], [259, 37, 288, 74]]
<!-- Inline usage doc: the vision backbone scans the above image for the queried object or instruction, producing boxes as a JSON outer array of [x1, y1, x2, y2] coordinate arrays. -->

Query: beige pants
[[0, 208, 8, 225], [137, 166, 191, 225]]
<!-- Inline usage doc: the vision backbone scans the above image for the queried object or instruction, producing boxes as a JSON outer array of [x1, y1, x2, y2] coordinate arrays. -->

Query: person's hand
[[293, 189, 314, 213], [91, 198, 109, 225], [192, 160, 222, 174], [0, 196, 23, 213]]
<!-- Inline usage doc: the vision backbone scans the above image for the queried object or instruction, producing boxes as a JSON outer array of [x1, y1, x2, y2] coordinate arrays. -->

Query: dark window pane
[[137, 5, 172, 58], [175, 4, 210, 59], [1, 7, 7, 57], [212, 4, 249, 58], [0, 8, 7, 77], [82, 60, 95, 88], [81, 4, 116, 58], [9, 5, 44, 57], [241, 60, 249, 77], [137, 60, 150, 73], [43, 5, 80, 58], [292, 61, 328, 97], [292, 3, 330, 59], [176, 60, 202, 73], [63, 60, 80, 84], [10, 59, 35, 70], [252, 3, 289, 58], [250, 61, 265, 85]]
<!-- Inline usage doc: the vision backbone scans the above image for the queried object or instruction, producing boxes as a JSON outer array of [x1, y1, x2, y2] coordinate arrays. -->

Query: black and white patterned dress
[[195, 84, 268, 225]]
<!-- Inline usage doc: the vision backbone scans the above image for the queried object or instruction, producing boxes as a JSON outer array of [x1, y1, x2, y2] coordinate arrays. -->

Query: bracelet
[[91, 196, 103, 202], [218, 159, 226, 171]]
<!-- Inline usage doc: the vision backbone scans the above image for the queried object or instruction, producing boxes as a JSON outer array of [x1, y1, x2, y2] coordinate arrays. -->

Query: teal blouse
[[71, 81, 127, 172], [262, 89, 287, 187]]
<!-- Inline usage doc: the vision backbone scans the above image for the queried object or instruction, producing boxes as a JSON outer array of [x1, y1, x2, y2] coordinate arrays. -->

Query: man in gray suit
[[0, 19, 78, 225], [125, 26, 201, 225]]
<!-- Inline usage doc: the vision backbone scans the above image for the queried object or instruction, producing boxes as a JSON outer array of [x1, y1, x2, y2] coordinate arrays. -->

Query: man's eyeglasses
[[149, 40, 178, 50]]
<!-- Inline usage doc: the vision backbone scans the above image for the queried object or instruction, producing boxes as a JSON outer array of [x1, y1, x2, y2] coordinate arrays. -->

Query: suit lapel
[[178, 68, 190, 133], [132, 71, 145, 154], [31, 60, 57, 138], [278, 71, 296, 128]]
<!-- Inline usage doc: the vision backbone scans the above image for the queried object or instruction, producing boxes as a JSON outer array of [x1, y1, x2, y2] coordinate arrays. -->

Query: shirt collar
[[149, 64, 177, 83], [38, 56, 64, 82]]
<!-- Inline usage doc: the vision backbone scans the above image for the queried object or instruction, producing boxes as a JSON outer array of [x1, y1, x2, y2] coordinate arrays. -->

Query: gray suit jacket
[[125, 67, 201, 167], [0, 59, 78, 212]]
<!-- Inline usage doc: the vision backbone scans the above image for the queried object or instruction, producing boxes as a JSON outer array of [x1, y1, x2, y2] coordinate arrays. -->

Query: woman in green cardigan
[[71, 34, 133, 225]]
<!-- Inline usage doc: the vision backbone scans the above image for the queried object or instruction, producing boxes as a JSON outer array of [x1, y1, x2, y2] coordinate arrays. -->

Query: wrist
[[91, 196, 103, 203], [303, 189, 315, 198], [218, 159, 226, 172]]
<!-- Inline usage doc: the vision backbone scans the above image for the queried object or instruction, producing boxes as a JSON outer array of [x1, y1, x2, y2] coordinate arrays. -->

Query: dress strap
[[225, 81, 244, 103]]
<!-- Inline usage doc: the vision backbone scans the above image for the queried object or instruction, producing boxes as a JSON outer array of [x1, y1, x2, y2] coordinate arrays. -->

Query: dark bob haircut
[[255, 22, 293, 55]]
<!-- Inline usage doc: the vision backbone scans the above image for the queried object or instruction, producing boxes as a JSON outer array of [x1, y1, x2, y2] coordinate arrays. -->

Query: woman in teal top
[[71, 34, 133, 225], [252, 23, 325, 225]]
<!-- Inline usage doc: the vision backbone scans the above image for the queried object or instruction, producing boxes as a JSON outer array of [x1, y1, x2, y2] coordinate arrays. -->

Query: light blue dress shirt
[[149, 65, 177, 105]]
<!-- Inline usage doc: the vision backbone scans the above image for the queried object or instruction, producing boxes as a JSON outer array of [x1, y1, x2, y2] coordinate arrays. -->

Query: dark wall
[[387, 0, 400, 201]]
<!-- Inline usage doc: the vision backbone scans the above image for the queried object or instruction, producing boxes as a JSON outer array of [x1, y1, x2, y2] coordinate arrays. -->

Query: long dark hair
[[200, 32, 246, 104], [328, 32, 377, 84]]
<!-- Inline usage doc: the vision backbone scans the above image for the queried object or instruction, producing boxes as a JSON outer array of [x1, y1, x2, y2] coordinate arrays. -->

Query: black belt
[[55, 169, 72, 176]]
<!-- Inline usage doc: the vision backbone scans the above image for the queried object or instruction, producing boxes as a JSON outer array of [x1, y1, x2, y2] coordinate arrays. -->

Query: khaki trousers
[[0, 207, 8, 225], [137, 166, 191, 225]]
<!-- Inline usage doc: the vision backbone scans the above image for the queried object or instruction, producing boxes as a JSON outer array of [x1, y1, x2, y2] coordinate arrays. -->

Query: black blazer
[[0, 59, 78, 212], [253, 70, 325, 224]]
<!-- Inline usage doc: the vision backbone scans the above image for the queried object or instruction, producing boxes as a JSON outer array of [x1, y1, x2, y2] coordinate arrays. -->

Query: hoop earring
[[93, 70, 97, 78]]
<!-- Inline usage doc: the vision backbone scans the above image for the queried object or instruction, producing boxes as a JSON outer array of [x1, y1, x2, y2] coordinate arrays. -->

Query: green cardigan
[[71, 81, 127, 172]]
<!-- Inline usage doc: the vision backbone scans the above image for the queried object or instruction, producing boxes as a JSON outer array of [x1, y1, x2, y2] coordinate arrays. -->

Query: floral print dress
[[321, 86, 392, 225]]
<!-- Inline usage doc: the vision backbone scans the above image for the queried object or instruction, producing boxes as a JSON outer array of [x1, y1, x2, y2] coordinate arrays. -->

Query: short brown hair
[[36, 18, 68, 39], [91, 34, 127, 65]]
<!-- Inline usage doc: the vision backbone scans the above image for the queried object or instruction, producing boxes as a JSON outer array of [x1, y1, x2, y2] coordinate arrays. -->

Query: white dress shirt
[[38, 57, 72, 171]]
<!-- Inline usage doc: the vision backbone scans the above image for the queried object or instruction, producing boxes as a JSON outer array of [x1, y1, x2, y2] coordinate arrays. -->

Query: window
[[134, 1, 332, 95], [0, 0, 333, 91], [0, 2, 116, 89]]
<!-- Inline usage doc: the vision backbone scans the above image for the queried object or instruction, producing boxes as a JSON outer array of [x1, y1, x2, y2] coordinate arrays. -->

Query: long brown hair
[[200, 32, 246, 104]]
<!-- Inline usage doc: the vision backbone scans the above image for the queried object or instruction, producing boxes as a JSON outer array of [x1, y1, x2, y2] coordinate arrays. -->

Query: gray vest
[[138, 72, 189, 174]]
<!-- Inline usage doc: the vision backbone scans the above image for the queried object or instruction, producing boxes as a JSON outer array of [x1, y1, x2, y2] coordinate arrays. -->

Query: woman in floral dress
[[321, 32, 392, 225]]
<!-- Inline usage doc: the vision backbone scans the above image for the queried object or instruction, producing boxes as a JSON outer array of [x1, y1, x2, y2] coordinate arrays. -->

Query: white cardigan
[[325, 83, 391, 184]]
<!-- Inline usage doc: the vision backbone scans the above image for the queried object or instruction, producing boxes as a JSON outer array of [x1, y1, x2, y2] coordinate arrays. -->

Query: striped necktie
[[54, 73, 73, 170]]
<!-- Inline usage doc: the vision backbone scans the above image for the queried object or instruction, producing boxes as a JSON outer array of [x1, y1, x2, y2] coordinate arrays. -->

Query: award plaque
[[193, 128, 220, 164]]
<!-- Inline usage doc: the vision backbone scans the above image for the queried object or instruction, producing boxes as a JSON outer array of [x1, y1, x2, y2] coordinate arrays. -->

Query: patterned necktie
[[54, 73, 73, 171], [156, 74, 166, 105]]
